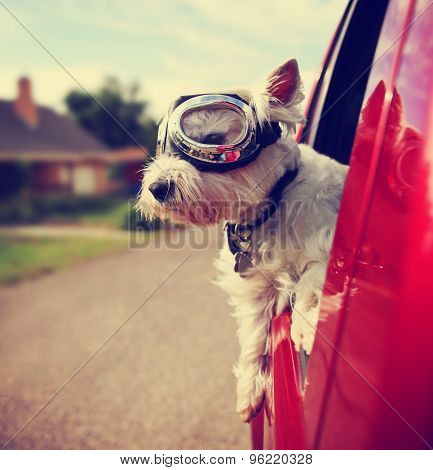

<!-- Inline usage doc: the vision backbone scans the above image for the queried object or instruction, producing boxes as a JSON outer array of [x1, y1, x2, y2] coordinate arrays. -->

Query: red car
[[252, 0, 433, 450]]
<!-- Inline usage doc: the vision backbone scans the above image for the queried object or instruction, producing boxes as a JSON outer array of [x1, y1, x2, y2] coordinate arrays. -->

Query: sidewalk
[[0, 224, 129, 239]]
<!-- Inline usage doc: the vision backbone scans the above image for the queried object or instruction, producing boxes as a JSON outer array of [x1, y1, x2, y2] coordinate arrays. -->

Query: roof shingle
[[0, 100, 107, 154]]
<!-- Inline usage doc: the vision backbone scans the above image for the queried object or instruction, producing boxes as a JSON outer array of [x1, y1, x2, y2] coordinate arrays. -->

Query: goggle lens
[[180, 106, 248, 149]]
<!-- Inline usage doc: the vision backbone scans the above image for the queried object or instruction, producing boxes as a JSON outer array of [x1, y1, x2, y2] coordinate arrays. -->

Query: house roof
[[112, 146, 150, 162], [0, 99, 109, 159]]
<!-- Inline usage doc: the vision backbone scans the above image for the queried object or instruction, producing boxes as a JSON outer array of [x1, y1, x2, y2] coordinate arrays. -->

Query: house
[[0, 77, 148, 196]]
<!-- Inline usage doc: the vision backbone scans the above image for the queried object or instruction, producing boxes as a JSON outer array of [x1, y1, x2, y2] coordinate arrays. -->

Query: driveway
[[0, 227, 249, 449]]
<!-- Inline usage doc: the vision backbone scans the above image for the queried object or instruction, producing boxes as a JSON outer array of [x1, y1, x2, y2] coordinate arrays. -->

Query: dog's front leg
[[290, 261, 327, 354], [233, 299, 271, 423]]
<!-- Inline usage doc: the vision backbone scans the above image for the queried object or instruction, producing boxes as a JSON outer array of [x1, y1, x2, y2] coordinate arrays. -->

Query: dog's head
[[138, 59, 306, 225]]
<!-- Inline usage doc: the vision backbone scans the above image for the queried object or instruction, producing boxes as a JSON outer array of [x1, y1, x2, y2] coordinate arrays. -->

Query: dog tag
[[236, 225, 252, 241], [234, 252, 253, 277], [238, 238, 252, 252]]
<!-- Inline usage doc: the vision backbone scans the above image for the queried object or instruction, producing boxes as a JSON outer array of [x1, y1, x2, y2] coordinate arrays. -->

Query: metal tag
[[234, 252, 253, 277]]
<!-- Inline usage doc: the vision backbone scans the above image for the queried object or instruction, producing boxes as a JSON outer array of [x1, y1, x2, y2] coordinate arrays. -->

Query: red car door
[[253, 0, 433, 449]]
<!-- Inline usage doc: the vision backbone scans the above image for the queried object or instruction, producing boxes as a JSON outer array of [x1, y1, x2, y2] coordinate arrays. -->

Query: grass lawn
[[46, 200, 132, 229], [0, 234, 128, 285]]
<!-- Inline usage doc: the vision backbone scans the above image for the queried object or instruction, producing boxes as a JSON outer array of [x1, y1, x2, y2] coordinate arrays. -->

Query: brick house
[[0, 77, 148, 196]]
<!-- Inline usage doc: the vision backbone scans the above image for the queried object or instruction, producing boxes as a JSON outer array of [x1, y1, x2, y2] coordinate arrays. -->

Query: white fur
[[138, 60, 348, 422]]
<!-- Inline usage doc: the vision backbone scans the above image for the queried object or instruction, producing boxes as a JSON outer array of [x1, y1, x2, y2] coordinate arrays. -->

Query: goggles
[[156, 94, 282, 172]]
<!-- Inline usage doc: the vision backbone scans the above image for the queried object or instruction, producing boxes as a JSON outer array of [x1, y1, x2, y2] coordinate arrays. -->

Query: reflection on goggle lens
[[181, 106, 248, 148]]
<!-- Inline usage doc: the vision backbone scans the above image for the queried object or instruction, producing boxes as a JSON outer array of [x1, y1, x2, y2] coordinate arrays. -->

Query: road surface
[[0, 227, 250, 449]]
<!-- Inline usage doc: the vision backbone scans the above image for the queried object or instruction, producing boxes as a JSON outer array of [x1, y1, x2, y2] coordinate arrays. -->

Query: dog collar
[[225, 167, 299, 276]]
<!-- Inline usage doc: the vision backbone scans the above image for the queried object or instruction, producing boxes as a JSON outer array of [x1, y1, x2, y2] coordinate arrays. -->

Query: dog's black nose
[[149, 180, 174, 203]]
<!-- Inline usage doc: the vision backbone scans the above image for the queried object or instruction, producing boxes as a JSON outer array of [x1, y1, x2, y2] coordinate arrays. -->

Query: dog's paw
[[238, 393, 265, 423], [290, 309, 318, 354], [235, 367, 268, 423]]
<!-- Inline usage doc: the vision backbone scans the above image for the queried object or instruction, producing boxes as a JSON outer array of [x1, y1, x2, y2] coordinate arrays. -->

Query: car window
[[304, 0, 431, 449], [300, 0, 390, 165]]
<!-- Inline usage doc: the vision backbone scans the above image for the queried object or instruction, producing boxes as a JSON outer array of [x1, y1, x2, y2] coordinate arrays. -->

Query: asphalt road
[[0, 227, 250, 449]]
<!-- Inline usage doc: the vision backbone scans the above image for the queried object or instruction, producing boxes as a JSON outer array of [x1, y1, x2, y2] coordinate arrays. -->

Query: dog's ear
[[266, 59, 302, 106]]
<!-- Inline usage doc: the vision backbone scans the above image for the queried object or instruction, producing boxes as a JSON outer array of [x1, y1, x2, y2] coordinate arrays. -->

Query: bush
[[0, 162, 32, 199], [32, 195, 118, 215], [122, 205, 162, 231], [0, 194, 167, 232], [0, 199, 39, 224], [0, 195, 122, 225]]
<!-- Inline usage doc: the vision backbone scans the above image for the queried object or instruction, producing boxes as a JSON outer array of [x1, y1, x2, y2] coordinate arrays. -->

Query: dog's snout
[[149, 180, 175, 203]]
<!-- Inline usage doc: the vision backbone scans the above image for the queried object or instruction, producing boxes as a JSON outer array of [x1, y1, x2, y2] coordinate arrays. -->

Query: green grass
[[0, 235, 128, 285], [45, 201, 131, 229], [76, 201, 131, 227]]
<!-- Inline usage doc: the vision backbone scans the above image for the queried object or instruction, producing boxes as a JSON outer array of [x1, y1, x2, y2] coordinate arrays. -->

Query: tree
[[65, 77, 158, 153]]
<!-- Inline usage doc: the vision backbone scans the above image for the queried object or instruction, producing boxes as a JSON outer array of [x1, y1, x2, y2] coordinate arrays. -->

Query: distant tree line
[[65, 77, 158, 154]]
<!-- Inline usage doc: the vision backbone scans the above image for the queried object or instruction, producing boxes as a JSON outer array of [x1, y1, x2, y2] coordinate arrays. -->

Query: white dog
[[139, 59, 347, 422]]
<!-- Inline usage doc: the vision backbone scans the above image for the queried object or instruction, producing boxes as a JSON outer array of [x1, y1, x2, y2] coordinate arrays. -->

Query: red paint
[[252, 312, 306, 450], [250, 406, 264, 450], [252, 0, 433, 449], [271, 313, 306, 450]]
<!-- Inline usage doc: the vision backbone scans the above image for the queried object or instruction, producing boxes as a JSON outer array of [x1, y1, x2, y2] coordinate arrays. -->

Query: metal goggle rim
[[167, 95, 256, 163]]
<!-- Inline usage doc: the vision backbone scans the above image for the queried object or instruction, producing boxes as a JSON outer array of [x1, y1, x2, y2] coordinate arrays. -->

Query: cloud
[[0, 0, 345, 117], [184, 0, 346, 43], [0, 64, 124, 111]]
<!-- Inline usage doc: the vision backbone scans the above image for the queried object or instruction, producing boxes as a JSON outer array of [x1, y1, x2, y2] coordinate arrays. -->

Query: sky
[[0, 0, 347, 119]]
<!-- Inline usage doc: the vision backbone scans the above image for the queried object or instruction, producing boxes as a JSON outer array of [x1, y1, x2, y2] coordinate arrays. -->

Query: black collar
[[225, 167, 299, 256]]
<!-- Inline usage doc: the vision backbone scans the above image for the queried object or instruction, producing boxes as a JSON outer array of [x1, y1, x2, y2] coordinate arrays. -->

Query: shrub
[[0, 195, 121, 225], [0, 162, 32, 199], [122, 205, 162, 231]]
